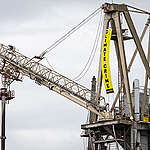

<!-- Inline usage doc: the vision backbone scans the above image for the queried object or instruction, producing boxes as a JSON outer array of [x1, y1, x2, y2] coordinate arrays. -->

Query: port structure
[[81, 3, 150, 150], [82, 79, 150, 150], [0, 2, 149, 150]]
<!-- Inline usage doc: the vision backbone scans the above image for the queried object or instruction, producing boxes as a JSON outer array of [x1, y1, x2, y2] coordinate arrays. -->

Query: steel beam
[[143, 28, 150, 113], [111, 16, 150, 112], [124, 10, 150, 79], [128, 16, 150, 72], [113, 12, 133, 119], [0, 44, 110, 119]]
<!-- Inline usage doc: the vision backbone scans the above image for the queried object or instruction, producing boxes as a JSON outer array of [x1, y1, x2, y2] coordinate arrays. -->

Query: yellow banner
[[143, 113, 149, 123], [101, 29, 114, 94]]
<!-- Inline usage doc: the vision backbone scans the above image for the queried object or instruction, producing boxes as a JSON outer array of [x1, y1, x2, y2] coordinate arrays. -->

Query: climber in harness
[[8, 45, 15, 52]]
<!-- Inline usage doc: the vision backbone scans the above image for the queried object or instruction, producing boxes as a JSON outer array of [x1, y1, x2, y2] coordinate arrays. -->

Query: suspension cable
[[45, 58, 54, 70], [73, 10, 103, 81], [37, 7, 102, 59]]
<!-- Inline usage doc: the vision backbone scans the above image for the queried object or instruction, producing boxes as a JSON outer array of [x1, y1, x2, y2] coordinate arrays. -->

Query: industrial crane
[[0, 43, 112, 118], [0, 41, 112, 150], [0, 4, 108, 150], [0, 2, 150, 150]]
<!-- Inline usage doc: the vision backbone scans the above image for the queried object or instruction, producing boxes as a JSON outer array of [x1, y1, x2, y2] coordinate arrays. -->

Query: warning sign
[[101, 29, 114, 94], [143, 113, 149, 123]]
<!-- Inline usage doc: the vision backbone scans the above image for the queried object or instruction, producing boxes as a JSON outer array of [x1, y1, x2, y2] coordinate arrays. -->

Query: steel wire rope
[[45, 57, 54, 70], [73, 10, 103, 81], [38, 7, 102, 58]]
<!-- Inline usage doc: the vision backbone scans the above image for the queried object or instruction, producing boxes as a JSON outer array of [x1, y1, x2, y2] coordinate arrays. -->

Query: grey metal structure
[[81, 3, 150, 150], [0, 43, 113, 119], [0, 41, 111, 149], [82, 79, 150, 150], [0, 2, 149, 150]]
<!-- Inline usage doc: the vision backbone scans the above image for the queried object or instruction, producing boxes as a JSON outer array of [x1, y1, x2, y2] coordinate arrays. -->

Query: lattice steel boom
[[0, 44, 111, 119]]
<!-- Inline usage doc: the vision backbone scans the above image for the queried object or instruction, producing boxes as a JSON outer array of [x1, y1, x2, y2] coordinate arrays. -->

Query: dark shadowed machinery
[[0, 2, 150, 150], [81, 78, 150, 150]]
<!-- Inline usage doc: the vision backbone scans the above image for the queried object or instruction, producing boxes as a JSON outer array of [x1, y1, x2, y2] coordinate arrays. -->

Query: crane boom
[[0, 44, 110, 119]]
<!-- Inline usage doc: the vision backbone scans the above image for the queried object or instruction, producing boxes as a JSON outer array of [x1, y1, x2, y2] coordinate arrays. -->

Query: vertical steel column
[[114, 41, 124, 116], [133, 79, 140, 121], [143, 28, 150, 114], [111, 16, 150, 112], [113, 11, 134, 120], [88, 76, 96, 150], [1, 88, 6, 150], [89, 76, 97, 123], [132, 79, 140, 150]]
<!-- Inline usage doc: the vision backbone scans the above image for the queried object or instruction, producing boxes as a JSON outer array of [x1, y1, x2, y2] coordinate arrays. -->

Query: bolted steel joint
[[102, 3, 127, 13], [0, 88, 15, 101], [0, 136, 6, 140]]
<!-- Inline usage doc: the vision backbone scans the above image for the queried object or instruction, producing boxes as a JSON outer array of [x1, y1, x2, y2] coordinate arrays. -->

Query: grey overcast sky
[[0, 0, 150, 150]]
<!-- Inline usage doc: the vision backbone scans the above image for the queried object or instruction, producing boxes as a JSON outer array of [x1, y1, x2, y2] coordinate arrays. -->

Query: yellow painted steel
[[101, 29, 114, 94]]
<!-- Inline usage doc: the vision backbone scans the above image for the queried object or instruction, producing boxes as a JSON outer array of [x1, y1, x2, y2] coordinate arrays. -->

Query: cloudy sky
[[0, 0, 150, 150]]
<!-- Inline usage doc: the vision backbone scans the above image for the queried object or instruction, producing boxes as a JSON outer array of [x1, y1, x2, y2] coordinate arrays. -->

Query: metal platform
[[81, 119, 131, 130]]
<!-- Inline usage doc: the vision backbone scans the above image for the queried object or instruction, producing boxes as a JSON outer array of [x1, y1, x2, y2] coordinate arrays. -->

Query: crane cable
[[36, 7, 102, 59], [73, 10, 103, 81], [45, 58, 54, 70]]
